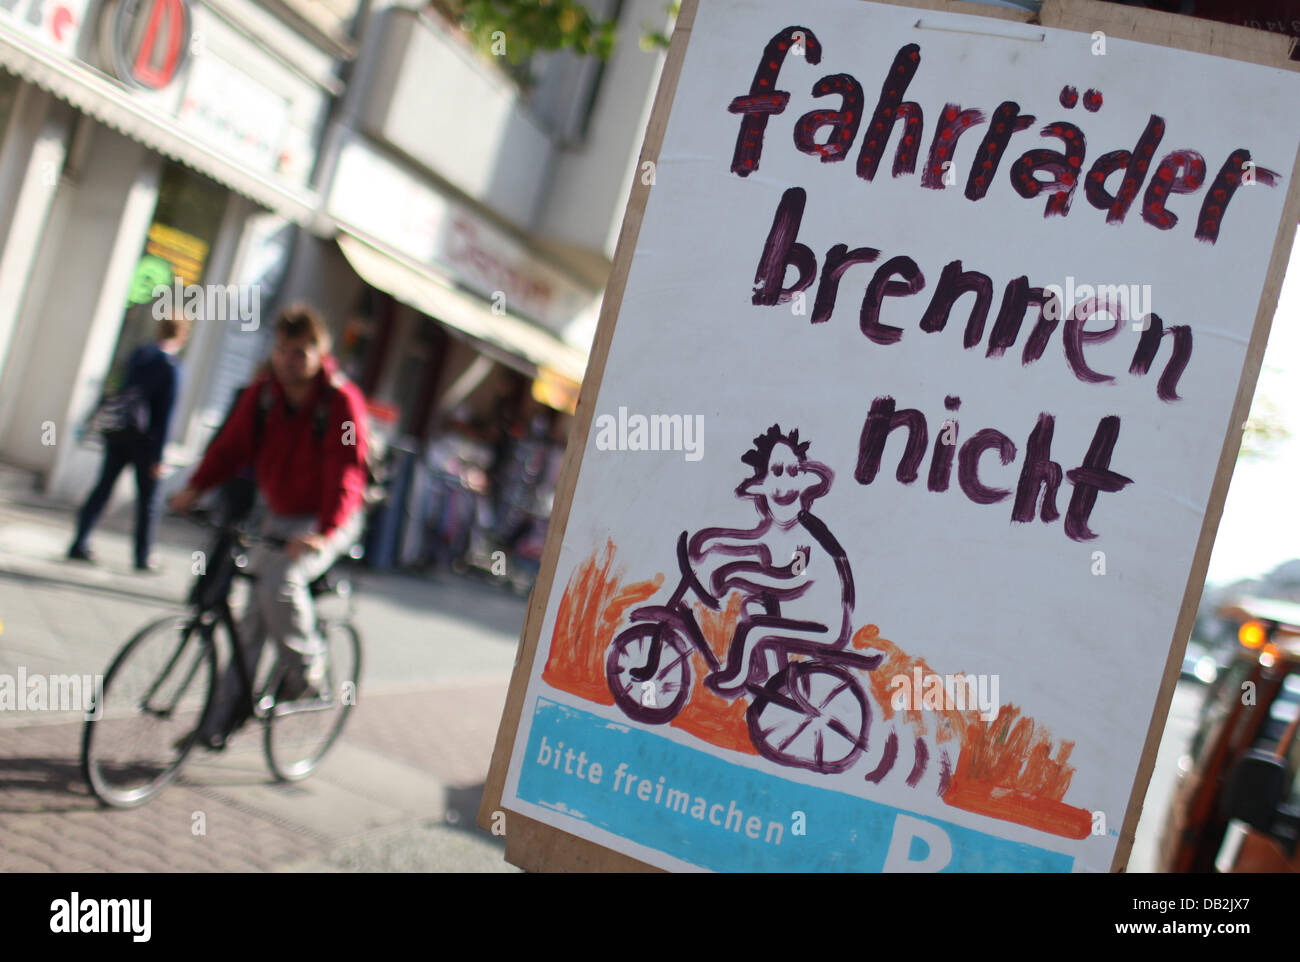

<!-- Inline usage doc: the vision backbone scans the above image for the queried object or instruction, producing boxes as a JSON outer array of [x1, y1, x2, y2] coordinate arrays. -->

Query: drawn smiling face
[[754, 442, 818, 525], [736, 425, 834, 528]]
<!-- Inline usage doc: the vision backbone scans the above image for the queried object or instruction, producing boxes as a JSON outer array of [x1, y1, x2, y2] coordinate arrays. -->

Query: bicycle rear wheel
[[746, 662, 868, 774], [263, 619, 362, 781], [82, 615, 217, 808]]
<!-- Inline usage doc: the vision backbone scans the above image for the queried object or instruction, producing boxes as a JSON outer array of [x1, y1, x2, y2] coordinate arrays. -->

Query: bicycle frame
[[137, 619, 207, 720], [627, 531, 883, 687], [627, 533, 722, 682], [604, 531, 886, 774], [188, 522, 339, 730]]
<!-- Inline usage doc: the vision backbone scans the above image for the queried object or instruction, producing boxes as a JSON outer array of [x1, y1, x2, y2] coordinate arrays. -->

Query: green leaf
[[453, 0, 619, 62]]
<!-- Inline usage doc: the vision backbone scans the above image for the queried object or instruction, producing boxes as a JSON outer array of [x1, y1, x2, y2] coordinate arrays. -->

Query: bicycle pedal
[[271, 694, 334, 717], [193, 733, 228, 753]]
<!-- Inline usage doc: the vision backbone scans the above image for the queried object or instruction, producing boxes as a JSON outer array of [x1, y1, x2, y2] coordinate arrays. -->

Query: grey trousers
[[200, 509, 364, 739]]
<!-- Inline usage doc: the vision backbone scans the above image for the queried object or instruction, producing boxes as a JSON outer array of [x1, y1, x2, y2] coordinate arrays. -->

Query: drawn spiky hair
[[741, 424, 810, 480]]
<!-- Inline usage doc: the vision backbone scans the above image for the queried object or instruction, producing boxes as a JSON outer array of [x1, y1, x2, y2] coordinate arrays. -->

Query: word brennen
[[756, 187, 1192, 402]]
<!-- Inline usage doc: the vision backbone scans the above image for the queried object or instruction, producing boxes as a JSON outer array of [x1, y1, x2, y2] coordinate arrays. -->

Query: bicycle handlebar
[[677, 531, 721, 609], [173, 508, 292, 550]]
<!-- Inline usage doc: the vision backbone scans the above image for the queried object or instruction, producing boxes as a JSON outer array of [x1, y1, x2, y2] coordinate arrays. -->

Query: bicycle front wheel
[[606, 623, 693, 724], [264, 619, 362, 781], [82, 615, 217, 808]]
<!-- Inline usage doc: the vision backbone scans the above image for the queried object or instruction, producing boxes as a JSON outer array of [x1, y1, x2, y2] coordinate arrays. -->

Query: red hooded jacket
[[188, 355, 369, 536]]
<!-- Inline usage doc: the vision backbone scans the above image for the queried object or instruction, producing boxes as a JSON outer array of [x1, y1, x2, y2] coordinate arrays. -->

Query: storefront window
[[104, 161, 228, 390]]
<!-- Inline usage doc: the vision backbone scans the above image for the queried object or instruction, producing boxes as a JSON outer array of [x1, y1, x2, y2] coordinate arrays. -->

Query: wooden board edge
[[1042, 0, 1300, 71], [869, 0, 1037, 24], [474, 0, 701, 873]]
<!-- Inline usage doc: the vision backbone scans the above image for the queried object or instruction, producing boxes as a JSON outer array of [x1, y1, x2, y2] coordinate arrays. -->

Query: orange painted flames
[[943, 706, 1091, 839], [543, 541, 755, 753], [545, 544, 1092, 839], [854, 625, 964, 748], [854, 624, 1089, 838], [542, 539, 662, 704]]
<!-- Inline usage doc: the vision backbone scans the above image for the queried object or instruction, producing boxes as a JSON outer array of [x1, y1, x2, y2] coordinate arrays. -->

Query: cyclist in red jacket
[[170, 305, 368, 746]]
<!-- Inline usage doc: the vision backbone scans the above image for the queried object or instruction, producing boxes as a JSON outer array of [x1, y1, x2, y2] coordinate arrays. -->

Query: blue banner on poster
[[515, 698, 1075, 872]]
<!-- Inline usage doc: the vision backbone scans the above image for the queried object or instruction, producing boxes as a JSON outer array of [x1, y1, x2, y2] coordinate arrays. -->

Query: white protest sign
[[497, 0, 1300, 872]]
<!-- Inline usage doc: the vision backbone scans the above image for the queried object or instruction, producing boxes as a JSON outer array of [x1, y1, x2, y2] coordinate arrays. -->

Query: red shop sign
[[102, 0, 191, 89]]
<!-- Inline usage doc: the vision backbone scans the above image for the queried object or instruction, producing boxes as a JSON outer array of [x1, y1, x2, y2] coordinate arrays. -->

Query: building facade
[[0, 0, 672, 559]]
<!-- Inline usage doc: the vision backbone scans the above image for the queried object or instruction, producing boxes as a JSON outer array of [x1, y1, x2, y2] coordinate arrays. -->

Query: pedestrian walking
[[68, 314, 189, 570]]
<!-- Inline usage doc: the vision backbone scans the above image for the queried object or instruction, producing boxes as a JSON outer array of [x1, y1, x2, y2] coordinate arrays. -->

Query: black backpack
[[88, 385, 149, 443]]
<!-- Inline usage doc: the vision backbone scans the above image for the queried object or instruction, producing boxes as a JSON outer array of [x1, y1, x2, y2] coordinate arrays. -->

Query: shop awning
[[337, 230, 589, 387], [0, 27, 327, 232]]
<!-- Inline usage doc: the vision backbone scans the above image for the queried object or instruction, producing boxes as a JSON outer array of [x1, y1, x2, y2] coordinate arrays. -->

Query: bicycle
[[81, 513, 364, 808], [605, 531, 882, 774]]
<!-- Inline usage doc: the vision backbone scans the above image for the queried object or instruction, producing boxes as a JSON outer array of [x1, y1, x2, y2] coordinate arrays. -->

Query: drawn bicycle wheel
[[747, 662, 869, 773], [607, 623, 692, 724]]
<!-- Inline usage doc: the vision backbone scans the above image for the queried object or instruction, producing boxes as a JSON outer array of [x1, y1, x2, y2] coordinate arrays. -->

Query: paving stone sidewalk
[[0, 680, 515, 873]]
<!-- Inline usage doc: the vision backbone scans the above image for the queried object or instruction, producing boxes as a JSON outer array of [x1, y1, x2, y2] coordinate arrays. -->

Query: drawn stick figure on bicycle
[[606, 425, 882, 774]]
